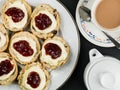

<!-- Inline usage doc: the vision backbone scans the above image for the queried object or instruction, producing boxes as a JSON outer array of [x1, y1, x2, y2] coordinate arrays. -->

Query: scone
[[40, 36, 70, 69], [1, 0, 32, 31], [0, 24, 9, 52], [0, 52, 18, 85], [18, 62, 50, 90], [31, 4, 60, 39], [9, 31, 40, 64]]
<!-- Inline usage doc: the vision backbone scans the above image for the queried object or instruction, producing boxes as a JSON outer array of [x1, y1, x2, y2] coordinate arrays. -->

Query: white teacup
[[85, 0, 120, 35]]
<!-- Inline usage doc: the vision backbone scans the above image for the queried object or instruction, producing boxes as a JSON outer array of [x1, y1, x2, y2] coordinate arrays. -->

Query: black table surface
[[58, 0, 120, 90]]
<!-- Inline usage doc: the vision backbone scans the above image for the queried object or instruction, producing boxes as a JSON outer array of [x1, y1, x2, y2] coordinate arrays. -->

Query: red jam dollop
[[5, 7, 25, 23], [44, 43, 62, 59], [35, 13, 52, 30], [13, 40, 34, 57], [27, 71, 40, 88], [0, 60, 13, 76]]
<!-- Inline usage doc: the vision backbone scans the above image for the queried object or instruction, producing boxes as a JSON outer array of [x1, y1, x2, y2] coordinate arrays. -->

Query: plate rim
[[56, 0, 80, 89]]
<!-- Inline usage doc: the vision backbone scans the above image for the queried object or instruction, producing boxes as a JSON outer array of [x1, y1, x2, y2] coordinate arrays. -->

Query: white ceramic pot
[[84, 49, 120, 90]]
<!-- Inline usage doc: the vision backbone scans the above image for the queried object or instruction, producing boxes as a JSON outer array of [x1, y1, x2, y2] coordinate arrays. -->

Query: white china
[[76, 0, 120, 47], [84, 49, 120, 90], [0, 0, 80, 90]]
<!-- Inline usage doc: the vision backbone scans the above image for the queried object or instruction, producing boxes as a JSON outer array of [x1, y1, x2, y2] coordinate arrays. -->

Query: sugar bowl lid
[[84, 49, 120, 90]]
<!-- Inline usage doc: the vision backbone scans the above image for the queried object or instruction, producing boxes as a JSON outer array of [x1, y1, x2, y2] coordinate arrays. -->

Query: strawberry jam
[[13, 40, 34, 57], [0, 60, 13, 76], [35, 13, 52, 30], [44, 43, 62, 59], [27, 71, 40, 88], [5, 7, 24, 22]]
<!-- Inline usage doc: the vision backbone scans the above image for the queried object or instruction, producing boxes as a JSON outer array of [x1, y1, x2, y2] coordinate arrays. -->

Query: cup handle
[[89, 48, 104, 62]]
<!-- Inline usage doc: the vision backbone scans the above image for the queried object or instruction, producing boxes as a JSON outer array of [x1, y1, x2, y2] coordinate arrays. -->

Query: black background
[[58, 0, 120, 90]]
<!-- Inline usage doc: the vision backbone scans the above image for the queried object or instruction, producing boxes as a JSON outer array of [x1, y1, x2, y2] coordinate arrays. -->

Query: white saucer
[[76, 0, 120, 47]]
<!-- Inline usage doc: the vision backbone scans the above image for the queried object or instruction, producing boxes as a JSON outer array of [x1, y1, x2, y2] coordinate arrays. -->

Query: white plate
[[0, 0, 80, 90], [76, 0, 120, 47]]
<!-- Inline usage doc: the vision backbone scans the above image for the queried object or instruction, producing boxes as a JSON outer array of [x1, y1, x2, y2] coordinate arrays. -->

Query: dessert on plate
[[1, 0, 32, 31], [0, 0, 71, 89], [31, 4, 60, 39], [9, 31, 40, 64], [40, 36, 70, 69], [0, 24, 9, 52], [18, 62, 50, 90], [0, 52, 18, 85]]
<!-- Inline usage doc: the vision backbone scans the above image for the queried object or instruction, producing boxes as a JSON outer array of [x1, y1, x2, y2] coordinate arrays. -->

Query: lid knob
[[99, 72, 116, 89]]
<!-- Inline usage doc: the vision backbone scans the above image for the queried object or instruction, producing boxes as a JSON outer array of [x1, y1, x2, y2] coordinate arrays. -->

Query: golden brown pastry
[[31, 4, 60, 39], [1, 0, 32, 31], [0, 24, 9, 52], [9, 31, 40, 64], [18, 62, 50, 90], [0, 52, 18, 85], [40, 36, 70, 69]]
